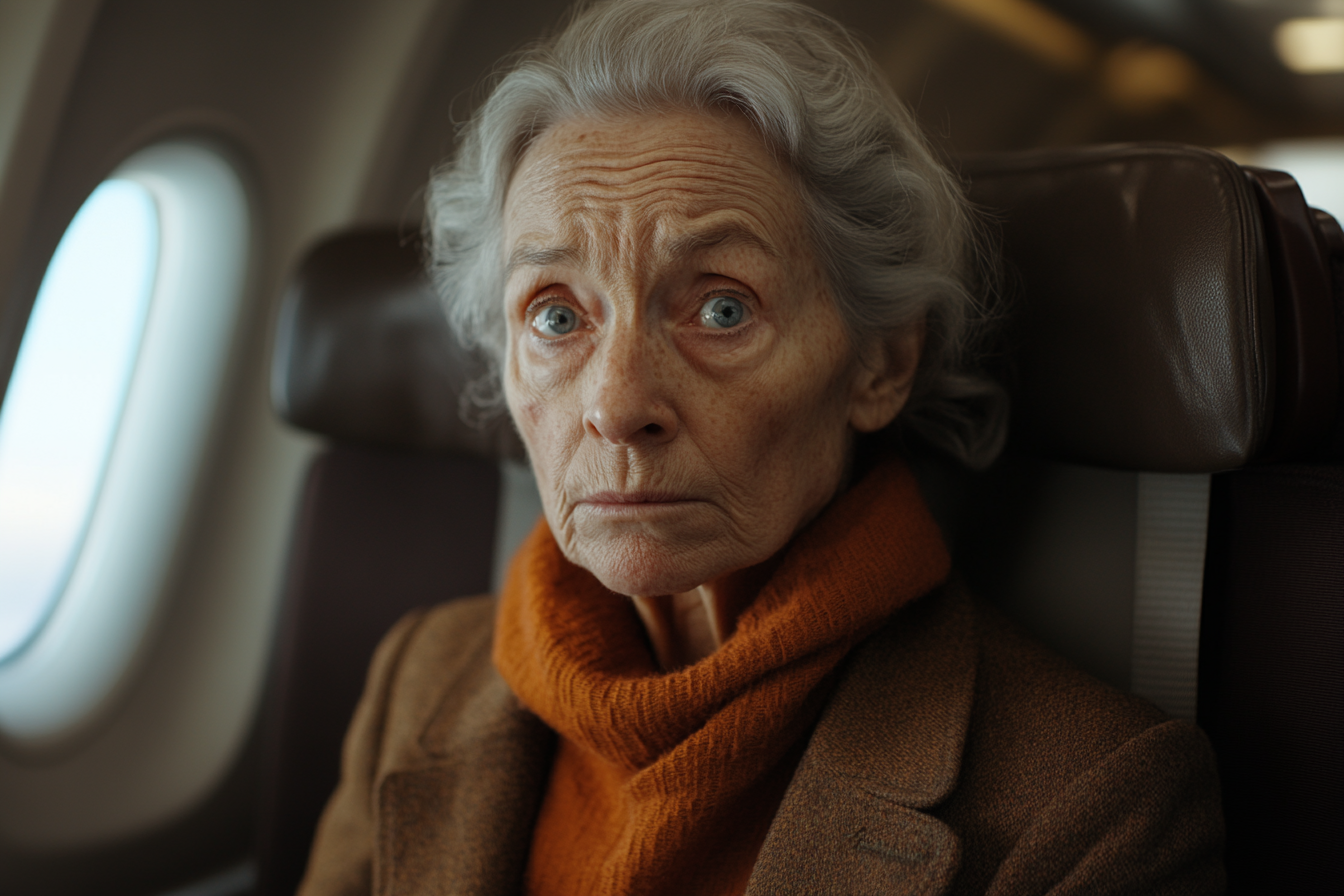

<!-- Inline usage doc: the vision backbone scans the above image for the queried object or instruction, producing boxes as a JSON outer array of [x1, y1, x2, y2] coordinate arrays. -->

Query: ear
[[848, 318, 925, 433]]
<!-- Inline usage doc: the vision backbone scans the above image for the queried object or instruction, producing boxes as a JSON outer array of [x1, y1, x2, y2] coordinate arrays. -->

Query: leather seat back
[[261, 143, 1344, 895]]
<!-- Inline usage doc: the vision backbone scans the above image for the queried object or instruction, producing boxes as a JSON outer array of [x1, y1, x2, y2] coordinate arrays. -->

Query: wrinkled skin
[[501, 109, 920, 664]]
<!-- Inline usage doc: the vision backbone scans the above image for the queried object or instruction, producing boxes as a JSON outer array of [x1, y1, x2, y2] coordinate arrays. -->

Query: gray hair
[[426, 0, 1007, 468]]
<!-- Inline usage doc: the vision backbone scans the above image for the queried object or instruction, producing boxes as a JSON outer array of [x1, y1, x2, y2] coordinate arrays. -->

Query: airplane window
[[1273, 17, 1344, 75], [1251, 139, 1344, 220], [0, 180, 159, 662], [0, 140, 249, 753]]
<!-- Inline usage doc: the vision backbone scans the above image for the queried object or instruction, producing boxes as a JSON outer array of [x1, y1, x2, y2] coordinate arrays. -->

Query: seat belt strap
[[1132, 472, 1211, 720]]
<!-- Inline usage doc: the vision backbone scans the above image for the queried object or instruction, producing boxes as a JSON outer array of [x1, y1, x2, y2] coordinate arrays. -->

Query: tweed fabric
[[492, 458, 950, 896], [298, 570, 1225, 894]]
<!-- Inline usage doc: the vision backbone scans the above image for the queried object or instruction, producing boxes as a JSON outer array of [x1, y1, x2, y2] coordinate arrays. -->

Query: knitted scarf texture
[[493, 456, 950, 895]]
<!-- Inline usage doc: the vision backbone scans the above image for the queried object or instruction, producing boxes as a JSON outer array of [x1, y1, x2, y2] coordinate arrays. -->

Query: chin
[[570, 535, 736, 598]]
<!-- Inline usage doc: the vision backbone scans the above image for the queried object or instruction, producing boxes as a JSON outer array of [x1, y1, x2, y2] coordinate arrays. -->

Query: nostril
[[585, 396, 677, 444]]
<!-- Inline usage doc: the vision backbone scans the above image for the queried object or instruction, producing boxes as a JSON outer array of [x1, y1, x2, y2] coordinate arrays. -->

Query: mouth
[[581, 490, 688, 504], [575, 491, 701, 516]]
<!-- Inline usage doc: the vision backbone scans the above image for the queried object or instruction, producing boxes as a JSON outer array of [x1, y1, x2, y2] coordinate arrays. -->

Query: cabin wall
[[0, 1, 470, 892], [0, 1, 1338, 894]]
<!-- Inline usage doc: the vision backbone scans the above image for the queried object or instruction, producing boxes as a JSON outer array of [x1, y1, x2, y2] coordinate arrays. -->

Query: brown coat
[[299, 582, 1225, 895]]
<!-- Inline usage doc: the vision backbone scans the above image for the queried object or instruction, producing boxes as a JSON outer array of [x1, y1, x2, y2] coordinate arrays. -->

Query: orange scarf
[[493, 456, 950, 896]]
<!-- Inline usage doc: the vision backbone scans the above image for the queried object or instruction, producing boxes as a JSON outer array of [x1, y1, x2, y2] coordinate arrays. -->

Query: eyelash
[[520, 284, 758, 332], [524, 290, 568, 315], [694, 287, 755, 331], [525, 290, 577, 317], [700, 286, 749, 303]]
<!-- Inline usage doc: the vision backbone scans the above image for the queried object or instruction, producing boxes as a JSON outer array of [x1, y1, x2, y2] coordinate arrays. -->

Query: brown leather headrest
[[270, 230, 525, 460], [272, 143, 1341, 471], [963, 143, 1339, 470]]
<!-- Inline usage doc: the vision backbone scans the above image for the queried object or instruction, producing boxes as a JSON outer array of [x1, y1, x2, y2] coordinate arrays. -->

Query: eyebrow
[[503, 222, 780, 279], [505, 244, 584, 279], [666, 223, 780, 261]]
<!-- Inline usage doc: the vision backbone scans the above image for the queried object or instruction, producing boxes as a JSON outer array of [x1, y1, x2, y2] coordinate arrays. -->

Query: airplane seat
[[259, 144, 1342, 896], [1194, 174, 1344, 894], [257, 232, 526, 896], [953, 145, 1343, 895]]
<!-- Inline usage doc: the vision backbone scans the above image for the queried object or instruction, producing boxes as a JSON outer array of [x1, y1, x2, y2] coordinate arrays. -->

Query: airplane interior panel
[[0, 1, 1339, 894]]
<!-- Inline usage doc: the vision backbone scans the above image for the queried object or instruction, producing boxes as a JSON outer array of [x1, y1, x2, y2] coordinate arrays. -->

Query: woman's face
[[502, 109, 913, 597]]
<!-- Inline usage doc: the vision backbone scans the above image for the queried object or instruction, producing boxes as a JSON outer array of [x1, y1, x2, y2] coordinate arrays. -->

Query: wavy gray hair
[[426, 0, 1006, 468]]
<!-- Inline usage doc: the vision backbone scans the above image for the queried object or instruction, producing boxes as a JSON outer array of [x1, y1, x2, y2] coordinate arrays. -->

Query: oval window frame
[[0, 179, 161, 664], [0, 139, 252, 752]]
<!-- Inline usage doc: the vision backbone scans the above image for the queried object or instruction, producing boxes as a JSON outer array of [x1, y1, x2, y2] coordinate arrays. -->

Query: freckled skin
[[502, 110, 918, 626]]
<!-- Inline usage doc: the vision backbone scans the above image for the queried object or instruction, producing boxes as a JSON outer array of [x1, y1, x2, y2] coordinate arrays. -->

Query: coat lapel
[[375, 635, 556, 896], [370, 582, 976, 896], [748, 583, 979, 896]]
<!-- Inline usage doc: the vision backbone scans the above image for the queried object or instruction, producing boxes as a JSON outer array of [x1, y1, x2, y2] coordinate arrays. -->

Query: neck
[[630, 558, 781, 670], [629, 588, 722, 670]]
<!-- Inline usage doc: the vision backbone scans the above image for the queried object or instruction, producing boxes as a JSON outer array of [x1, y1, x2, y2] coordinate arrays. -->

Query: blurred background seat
[[260, 142, 1342, 896]]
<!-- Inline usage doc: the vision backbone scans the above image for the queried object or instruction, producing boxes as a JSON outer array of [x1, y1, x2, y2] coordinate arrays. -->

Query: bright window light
[[1274, 17, 1344, 74], [0, 140, 256, 848], [1252, 139, 1344, 223], [0, 140, 250, 766], [0, 181, 159, 661]]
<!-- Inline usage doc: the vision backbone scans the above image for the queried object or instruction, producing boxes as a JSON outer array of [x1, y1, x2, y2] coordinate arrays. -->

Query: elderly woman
[[299, 1, 1225, 894]]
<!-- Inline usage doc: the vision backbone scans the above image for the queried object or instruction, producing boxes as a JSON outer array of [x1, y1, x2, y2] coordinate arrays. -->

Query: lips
[[578, 490, 694, 506]]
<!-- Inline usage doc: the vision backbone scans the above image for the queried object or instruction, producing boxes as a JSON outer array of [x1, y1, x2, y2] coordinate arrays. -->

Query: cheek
[[759, 326, 853, 428], [506, 329, 574, 426], [505, 371, 546, 436], [503, 344, 559, 474], [504, 338, 590, 503], [742, 329, 855, 484]]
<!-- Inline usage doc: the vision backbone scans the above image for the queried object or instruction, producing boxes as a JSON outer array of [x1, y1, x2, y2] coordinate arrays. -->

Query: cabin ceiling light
[[1274, 17, 1344, 73], [933, 0, 1096, 72], [1103, 42, 1201, 112]]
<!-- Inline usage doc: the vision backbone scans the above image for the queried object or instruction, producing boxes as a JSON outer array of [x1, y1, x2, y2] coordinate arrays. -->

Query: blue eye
[[532, 303, 578, 337], [700, 295, 749, 329]]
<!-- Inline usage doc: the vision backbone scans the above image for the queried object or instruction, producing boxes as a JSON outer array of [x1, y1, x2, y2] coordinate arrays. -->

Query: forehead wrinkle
[[529, 175, 790, 257], [502, 215, 659, 299], [507, 206, 793, 299], [542, 134, 764, 179], [552, 168, 780, 217], [505, 116, 806, 290], [528, 131, 784, 201]]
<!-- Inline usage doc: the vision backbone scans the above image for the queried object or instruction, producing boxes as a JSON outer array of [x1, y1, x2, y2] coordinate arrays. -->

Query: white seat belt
[[1132, 472, 1212, 720], [492, 459, 544, 592]]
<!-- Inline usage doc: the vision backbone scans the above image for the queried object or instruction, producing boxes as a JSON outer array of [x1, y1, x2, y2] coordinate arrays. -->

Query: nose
[[583, 328, 679, 446]]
